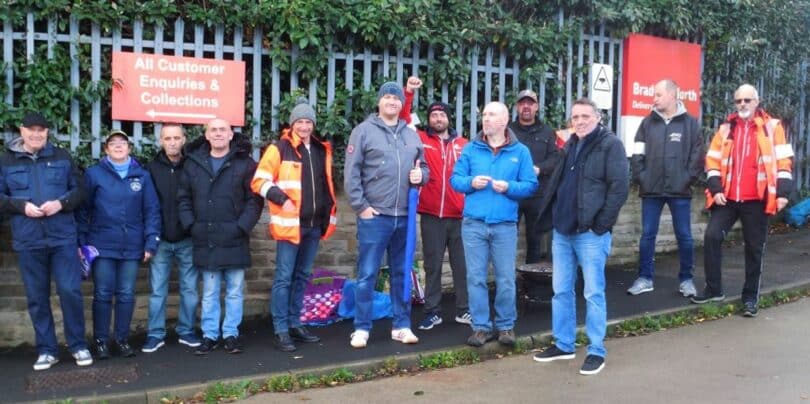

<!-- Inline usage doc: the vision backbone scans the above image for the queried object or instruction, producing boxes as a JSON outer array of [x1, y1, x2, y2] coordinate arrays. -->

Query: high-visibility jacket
[[251, 129, 337, 244], [705, 110, 794, 215]]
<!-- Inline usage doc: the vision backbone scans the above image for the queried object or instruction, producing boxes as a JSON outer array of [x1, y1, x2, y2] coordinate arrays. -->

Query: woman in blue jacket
[[77, 130, 161, 359]]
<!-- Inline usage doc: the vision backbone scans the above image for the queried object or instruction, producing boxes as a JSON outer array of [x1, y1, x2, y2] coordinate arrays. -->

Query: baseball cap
[[516, 89, 538, 103], [21, 112, 50, 129], [105, 129, 130, 144]]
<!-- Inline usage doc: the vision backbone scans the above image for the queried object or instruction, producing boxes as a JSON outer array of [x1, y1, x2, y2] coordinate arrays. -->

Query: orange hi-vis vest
[[704, 113, 793, 215], [251, 129, 337, 244]]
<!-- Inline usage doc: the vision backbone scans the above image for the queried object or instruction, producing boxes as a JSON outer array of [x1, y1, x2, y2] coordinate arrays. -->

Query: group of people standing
[[0, 77, 792, 377]]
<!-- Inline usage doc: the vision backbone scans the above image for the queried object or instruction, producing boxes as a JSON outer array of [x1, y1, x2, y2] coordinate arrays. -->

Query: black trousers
[[420, 214, 468, 314], [703, 200, 769, 302], [518, 201, 551, 264]]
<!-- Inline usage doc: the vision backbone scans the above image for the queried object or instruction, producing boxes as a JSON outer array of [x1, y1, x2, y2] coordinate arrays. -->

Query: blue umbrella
[[402, 187, 419, 303]]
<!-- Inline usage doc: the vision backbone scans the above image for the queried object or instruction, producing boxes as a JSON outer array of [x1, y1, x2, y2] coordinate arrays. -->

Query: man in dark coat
[[178, 118, 263, 355]]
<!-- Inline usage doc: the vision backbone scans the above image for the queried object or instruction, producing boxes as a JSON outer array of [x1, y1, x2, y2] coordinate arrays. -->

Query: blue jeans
[[147, 238, 198, 340], [201, 268, 245, 339], [638, 197, 694, 281], [18, 245, 87, 355], [461, 218, 518, 332], [355, 215, 411, 331], [92, 258, 139, 343], [551, 229, 611, 358], [271, 227, 321, 334]]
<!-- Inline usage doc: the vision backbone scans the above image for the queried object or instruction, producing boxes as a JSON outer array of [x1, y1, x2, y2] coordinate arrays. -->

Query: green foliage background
[[1, 0, 808, 167]]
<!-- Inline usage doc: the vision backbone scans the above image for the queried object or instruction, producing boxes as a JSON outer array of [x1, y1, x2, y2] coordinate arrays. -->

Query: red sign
[[112, 52, 245, 126], [619, 34, 702, 155]]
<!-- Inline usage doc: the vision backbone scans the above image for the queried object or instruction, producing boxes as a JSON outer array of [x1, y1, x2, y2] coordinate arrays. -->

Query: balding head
[[482, 102, 509, 137], [653, 79, 679, 115], [734, 84, 760, 120]]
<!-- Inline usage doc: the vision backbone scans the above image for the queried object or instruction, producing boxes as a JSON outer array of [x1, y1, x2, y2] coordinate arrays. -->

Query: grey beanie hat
[[289, 97, 317, 125], [377, 81, 405, 104]]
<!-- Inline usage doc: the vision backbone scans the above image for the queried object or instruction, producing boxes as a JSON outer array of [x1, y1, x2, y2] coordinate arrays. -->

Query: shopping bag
[[299, 269, 345, 326], [337, 279, 392, 320]]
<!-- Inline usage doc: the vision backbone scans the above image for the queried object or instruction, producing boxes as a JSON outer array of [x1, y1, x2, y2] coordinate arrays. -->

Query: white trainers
[[33, 354, 59, 371], [350, 330, 369, 349], [391, 328, 419, 344], [72, 349, 93, 367]]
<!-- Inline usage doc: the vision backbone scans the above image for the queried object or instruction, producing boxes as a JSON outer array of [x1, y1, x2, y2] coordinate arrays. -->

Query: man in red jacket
[[401, 77, 471, 330]]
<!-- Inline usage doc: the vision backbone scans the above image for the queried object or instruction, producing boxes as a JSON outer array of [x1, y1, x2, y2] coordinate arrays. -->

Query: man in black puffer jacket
[[627, 79, 704, 298], [178, 118, 263, 355], [532, 98, 629, 376]]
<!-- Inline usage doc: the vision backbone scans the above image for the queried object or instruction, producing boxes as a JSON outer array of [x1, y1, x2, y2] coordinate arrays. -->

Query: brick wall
[[0, 186, 713, 347]]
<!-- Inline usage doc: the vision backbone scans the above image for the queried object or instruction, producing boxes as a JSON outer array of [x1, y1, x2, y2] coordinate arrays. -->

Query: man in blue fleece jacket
[[450, 101, 538, 348]]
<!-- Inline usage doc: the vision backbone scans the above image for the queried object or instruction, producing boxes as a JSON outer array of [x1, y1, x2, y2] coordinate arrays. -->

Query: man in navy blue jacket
[[0, 112, 92, 370], [450, 102, 537, 348]]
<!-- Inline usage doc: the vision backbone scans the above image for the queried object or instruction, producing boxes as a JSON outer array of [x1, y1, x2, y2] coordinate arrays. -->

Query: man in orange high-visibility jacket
[[251, 98, 337, 352], [691, 84, 794, 318]]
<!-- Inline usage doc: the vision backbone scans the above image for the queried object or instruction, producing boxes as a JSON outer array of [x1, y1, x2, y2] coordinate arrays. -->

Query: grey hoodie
[[344, 114, 428, 216]]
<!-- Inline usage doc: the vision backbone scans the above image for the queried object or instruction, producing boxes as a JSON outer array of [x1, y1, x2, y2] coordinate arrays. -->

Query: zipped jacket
[[705, 109, 793, 215], [251, 128, 337, 244], [0, 138, 83, 251], [343, 115, 429, 216], [450, 129, 538, 224]]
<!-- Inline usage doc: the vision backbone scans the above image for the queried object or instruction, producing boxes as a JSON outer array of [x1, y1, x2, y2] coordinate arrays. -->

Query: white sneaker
[[350, 330, 369, 349], [391, 328, 419, 344], [72, 349, 93, 367], [33, 354, 59, 371]]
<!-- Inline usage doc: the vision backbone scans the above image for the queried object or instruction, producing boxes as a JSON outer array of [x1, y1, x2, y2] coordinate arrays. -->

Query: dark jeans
[[271, 226, 321, 334], [17, 245, 87, 355], [419, 214, 467, 315], [638, 197, 694, 281], [92, 258, 139, 343], [519, 200, 551, 263], [703, 201, 769, 303]]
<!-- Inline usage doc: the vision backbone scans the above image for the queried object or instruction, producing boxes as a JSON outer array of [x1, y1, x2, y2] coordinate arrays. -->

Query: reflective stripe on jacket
[[705, 111, 794, 215], [251, 129, 337, 244]]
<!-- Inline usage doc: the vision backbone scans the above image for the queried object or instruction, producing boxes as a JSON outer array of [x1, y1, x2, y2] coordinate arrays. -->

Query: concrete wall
[[0, 187, 711, 347]]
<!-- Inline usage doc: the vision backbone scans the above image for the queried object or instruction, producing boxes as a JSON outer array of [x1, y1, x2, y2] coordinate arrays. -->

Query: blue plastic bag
[[337, 279, 392, 320], [785, 198, 810, 227]]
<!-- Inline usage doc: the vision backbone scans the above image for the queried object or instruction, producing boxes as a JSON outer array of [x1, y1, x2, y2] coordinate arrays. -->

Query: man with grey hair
[[693, 84, 793, 318], [628, 79, 704, 297], [450, 101, 537, 348], [532, 98, 629, 375]]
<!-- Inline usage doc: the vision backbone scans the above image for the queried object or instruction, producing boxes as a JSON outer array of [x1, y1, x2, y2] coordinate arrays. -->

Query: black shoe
[[690, 292, 726, 304], [289, 327, 320, 343], [533, 345, 575, 362], [94, 338, 110, 360], [466, 330, 496, 347], [743, 300, 759, 317], [115, 340, 136, 358], [498, 329, 516, 347], [195, 338, 219, 355], [223, 336, 243, 354], [274, 333, 297, 352], [579, 354, 605, 375]]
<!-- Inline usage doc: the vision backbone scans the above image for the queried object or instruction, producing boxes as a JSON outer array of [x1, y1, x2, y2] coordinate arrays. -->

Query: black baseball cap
[[21, 112, 50, 129]]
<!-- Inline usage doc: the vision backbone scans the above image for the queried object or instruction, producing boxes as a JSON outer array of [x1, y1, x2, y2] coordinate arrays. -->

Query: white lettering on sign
[[139, 75, 207, 91], [139, 92, 220, 108], [632, 100, 653, 110], [133, 56, 226, 76], [634, 81, 698, 102]]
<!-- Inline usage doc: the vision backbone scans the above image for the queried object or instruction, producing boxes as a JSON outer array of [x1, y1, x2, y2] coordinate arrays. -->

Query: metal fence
[[2, 11, 808, 191]]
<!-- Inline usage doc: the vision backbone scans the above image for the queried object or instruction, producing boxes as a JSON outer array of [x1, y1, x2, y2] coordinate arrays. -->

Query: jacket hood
[[185, 132, 253, 157], [473, 127, 520, 147], [652, 100, 688, 121], [7, 136, 54, 156]]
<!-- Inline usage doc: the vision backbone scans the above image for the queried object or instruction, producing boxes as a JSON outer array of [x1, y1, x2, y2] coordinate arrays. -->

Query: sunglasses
[[734, 98, 754, 105]]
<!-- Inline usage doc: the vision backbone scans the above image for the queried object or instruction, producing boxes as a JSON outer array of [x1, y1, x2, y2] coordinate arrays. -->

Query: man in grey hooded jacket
[[344, 81, 428, 349]]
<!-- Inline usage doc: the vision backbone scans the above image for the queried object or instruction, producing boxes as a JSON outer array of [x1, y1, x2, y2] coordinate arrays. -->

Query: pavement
[[255, 296, 810, 404], [2, 228, 810, 403]]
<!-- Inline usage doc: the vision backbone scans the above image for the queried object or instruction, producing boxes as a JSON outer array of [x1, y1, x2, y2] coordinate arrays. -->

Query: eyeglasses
[[735, 98, 754, 105]]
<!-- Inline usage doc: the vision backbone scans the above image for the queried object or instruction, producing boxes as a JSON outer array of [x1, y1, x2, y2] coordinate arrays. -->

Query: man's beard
[[738, 109, 752, 119]]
